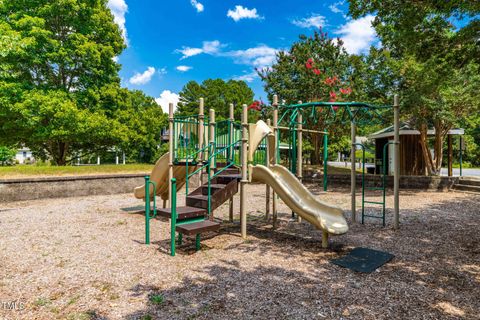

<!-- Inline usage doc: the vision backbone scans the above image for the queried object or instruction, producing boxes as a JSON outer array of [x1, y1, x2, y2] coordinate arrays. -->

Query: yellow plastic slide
[[248, 119, 348, 236], [250, 164, 348, 235], [133, 152, 195, 201]]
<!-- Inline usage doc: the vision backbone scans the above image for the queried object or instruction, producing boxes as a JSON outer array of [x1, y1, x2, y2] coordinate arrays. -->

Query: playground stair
[[161, 163, 240, 254], [452, 177, 480, 194]]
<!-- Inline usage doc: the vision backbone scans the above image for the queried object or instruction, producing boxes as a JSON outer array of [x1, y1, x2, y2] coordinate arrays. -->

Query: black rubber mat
[[331, 247, 394, 273]]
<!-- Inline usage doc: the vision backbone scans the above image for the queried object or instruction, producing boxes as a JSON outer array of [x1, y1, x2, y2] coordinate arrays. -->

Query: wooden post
[[240, 104, 248, 238], [393, 94, 400, 229], [198, 98, 205, 187], [297, 112, 303, 223], [351, 121, 356, 223], [168, 102, 174, 208], [272, 95, 279, 229], [266, 119, 271, 221], [448, 134, 453, 177], [229, 103, 234, 222]]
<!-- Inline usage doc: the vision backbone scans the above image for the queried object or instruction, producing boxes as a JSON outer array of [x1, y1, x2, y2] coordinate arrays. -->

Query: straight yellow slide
[[250, 163, 348, 235], [133, 152, 195, 201]]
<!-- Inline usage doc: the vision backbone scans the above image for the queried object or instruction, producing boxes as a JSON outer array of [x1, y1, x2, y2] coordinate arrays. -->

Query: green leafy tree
[[258, 29, 359, 164], [0, 146, 16, 165], [0, 0, 126, 165], [176, 79, 255, 120], [351, 1, 480, 175]]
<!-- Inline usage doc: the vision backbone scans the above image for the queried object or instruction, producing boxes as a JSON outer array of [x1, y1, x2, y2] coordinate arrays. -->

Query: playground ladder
[[358, 142, 394, 226]]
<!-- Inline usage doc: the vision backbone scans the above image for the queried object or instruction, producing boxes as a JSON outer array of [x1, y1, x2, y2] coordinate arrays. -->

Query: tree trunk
[[49, 141, 69, 166], [433, 121, 451, 175], [418, 124, 435, 176], [310, 133, 322, 165]]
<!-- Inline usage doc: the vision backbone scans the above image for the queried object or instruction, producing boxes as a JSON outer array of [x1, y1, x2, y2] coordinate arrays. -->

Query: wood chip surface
[[0, 184, 478, 319]]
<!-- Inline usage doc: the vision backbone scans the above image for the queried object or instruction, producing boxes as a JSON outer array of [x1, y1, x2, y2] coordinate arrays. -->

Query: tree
[[350, 1, 480, 175], [258, 29, 359, 164], [0, 146, 16, 165], [104, 88, 167, 163], [0, 0, 126, 165], [176, 79, 255, 120]]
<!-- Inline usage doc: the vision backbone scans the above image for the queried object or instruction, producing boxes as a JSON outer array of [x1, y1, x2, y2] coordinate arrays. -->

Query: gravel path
[[0, 184, 479, 319]]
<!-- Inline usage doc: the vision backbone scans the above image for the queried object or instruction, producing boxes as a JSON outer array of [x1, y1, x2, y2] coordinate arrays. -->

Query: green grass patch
[[0, 164, 153, 178], [148, 293, 164, 306], [33, 297, 51, 307]]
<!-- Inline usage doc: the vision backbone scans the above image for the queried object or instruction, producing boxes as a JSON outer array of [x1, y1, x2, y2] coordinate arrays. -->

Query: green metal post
[[195, 234, 201, 251], [323, 134, 328, 192], [170, 178, 177, 256], [382, 142, 393, 227], [145, 176, 150, 245]]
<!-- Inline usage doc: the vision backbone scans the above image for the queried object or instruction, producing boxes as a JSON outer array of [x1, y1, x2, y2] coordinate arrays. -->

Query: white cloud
[[129, 67, 156, 85], [227, 6, 263, 22], [233, 71, 258, 83], [329, 1, 345, 14], [176, 65, 192, 72], [335, 15, 377, 54], [190, 0, 204, 13], [176, 40, 223, 59], [176, 41, 280, 72], [155, 90, 180, 113], [292, 14, 327, 29], [107, 0, 128, 44], [158, 67, 167, 75], [227, 45, 279, 68]]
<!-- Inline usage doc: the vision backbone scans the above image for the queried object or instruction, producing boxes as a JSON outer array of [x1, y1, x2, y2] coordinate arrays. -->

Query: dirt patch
[[0, 184, 478, 319]]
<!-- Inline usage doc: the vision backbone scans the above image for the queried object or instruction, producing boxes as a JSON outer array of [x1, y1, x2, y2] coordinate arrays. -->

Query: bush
[[0, 146, 16, 166]]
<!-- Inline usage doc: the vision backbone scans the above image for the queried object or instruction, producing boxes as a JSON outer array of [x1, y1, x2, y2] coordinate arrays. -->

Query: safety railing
[[173, 115, 201, 163], [144, 176, 157, 245], [185, 142, 213, 195]]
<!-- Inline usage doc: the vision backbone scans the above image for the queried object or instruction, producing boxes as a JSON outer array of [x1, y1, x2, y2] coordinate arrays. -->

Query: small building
[[368, 123, 464, 176], [15, 147, 35, 164]]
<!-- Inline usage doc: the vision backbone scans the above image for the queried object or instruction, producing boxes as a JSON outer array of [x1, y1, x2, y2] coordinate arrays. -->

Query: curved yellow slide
[[133, 152, 195, 201], [250, 164, 348, 235]]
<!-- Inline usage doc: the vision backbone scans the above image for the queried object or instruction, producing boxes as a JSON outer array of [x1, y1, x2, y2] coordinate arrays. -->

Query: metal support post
[[393, 95, 400, 229], [229, 103, 234, 222], [351, 122, 357, 222], [272, 95, 279, 228], [240, 104, 248, 238], [266, 118, 271, 221], [323, 134, 328, 192], [198, 98, 205, 187], [168, 103, 174, 208], [297, 112, 303, 223]]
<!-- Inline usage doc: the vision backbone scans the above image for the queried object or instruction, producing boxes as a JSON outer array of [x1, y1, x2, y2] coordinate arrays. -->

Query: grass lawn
[[0, 164, 154, 179], [0, 163, 359, 179]]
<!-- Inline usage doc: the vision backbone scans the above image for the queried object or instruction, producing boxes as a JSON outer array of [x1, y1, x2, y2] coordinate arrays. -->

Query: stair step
[[453, 184, 480, 193], [458, 178, 480, 187], [201, 184, 227, 195], [176, 220, 220, 235], [157, 206, 206, 220], [216, 173, 242, 180]]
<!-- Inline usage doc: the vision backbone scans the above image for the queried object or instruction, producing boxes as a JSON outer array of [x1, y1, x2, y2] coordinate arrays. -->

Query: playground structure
[[134, 95, 400, 256]]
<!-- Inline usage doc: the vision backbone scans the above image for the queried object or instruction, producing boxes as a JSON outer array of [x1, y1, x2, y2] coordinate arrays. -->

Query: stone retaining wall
[[0, 174, 147, 202], [0, 171, 457, 202], [303, 172, 459, 191]]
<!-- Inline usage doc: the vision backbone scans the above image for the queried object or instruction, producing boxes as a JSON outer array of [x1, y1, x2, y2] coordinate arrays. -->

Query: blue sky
[[107, 0, 378, 112]]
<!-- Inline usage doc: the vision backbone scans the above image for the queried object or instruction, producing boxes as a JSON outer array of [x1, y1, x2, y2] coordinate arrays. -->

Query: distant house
[[368, 123, 464, 176], [15, 147, 35, 164]]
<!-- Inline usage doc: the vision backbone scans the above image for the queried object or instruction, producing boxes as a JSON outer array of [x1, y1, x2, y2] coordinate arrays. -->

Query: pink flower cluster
[[305, 58, 322, 76]]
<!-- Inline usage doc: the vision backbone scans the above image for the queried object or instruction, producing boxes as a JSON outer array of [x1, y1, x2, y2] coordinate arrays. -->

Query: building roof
[[368, 122, 464, 139]]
